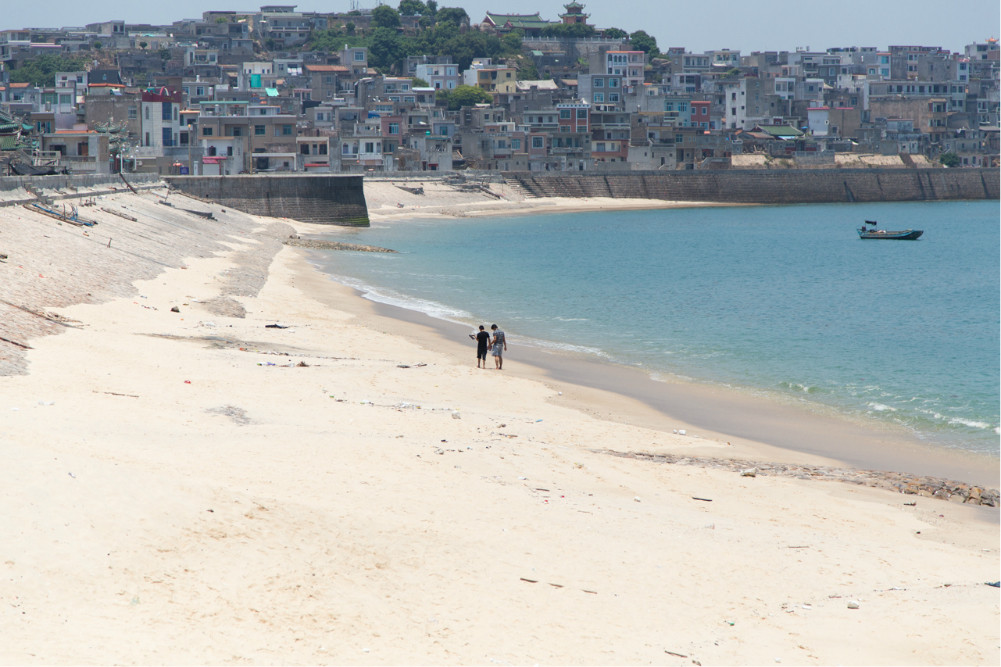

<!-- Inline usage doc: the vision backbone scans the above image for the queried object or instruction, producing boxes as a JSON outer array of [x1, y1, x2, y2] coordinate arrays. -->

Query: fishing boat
[[857, 220, 923, 240]]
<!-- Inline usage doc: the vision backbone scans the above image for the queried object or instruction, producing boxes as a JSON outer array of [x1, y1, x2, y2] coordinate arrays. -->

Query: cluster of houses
[[0, 3, 998, 176]]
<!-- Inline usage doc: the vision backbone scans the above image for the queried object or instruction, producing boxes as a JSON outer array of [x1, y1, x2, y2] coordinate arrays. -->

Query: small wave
[[946, 417, 993, 430], [324, 273, 473, 321], [867, 402, 898, 413], [526, 338, 608, 358], [778, 381, 823, 394]]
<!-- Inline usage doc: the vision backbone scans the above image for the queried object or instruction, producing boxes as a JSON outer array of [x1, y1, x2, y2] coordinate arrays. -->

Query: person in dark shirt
[[469, 325, 491, 368]]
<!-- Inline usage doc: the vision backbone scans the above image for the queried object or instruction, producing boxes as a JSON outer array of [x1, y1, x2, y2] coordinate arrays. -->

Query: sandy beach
[[1, 180, 998, 665]]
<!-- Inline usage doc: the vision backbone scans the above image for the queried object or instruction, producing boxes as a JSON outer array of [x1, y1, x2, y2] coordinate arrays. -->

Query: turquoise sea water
[[310, 200, 1000, 456]]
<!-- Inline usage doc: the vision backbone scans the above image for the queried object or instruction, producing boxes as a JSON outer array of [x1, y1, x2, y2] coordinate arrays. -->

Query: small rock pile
[[284, 235, 396, 253], [598, 449, 999, 507]]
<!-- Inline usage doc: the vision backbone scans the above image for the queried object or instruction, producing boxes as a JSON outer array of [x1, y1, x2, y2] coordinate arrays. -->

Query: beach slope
[[0, 185, 997, 665]]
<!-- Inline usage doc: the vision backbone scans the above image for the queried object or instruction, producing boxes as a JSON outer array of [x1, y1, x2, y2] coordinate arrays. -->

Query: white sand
[[0, 186, 998, 665], [361, 177, 725, 221]]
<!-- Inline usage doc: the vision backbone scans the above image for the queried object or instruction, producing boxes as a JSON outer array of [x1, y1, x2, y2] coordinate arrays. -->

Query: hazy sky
[[3, 0, 998, 54]]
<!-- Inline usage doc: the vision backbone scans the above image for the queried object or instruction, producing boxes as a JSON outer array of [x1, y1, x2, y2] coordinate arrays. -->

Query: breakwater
[[503, 167, 999, 203], [165, 174, 369, 226]]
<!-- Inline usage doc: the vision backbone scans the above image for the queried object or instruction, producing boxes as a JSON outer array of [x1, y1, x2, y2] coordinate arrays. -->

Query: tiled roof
[[484, 12, 553, 29], [755, 125, 804, 138]]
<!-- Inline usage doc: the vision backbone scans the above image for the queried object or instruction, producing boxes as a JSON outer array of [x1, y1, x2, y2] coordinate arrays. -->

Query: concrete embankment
[[504, 167, 999, 203], [165, 174, 369, 226]]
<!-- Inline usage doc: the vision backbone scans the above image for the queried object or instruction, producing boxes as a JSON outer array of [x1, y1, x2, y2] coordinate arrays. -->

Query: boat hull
[[857, 229, 923, 240]]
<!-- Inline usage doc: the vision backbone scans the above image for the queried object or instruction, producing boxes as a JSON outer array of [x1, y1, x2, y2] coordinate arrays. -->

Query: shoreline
[[1, 185, 998, 663], [299, 261, 1000, 491], [303, 181, 1000, 489]]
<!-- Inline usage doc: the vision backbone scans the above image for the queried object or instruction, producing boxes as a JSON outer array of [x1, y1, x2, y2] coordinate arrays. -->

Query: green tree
[[939, 151, 961, 167], [9, 53, 88, 86], [435, 7, 469, 28], [398, 0, 427, 15], [515, 57, 539, 80], [440, 84, 491, 110], [372, 5, 401, 29], [139, 41, 148, 50], [501, 30, 524, 54], [369, 26, 403, 71], [603, 27, 627, 39], [412, 77, 430, 87], [628, 29, 659, 56]]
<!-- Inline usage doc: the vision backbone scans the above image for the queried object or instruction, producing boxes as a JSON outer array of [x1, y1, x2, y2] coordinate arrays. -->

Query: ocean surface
[[310, 200, 1000, 457]]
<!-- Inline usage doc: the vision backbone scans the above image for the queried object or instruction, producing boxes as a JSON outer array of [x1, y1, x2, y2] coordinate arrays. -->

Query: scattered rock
[[597, 449, 1000, 507]]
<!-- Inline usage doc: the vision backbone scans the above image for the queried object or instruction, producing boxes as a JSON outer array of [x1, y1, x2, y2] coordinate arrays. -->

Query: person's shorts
[[477, 348, 488, 359], [491, 344, 503, 356]]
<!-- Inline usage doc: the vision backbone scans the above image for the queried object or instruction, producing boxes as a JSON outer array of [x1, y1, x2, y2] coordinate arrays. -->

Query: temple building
[[559, 1, 589, 26]]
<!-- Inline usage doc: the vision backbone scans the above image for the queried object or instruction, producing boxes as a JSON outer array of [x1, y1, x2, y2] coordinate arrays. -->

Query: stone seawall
[[165, 174, 369, 226], [505, 168, 999, 204]]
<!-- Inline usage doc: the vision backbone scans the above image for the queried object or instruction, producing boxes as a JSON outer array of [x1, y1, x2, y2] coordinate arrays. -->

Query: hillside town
[[0, 2, 998, 176]]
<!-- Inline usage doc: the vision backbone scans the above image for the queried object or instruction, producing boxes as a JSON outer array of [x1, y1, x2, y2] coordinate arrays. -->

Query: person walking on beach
[[469, 325, 491, 368], [490, 324, 507, 370]]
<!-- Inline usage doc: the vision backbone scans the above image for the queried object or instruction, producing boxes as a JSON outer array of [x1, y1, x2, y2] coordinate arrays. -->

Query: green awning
[[265, 87, 279, 97]]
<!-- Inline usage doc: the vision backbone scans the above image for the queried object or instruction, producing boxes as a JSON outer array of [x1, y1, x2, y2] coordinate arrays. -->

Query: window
[[593, 93, 604, 103], [128, 106, 137, 120], [560, 109, 571, 119], [203, 127, 213, 136], [255, 125, 265, 135], [608, 78, 619, 88], [532, 137, 544, 148], [282, 124, 293, 136], [608, 93, 619, 102], [145, 106, 150, 120], [162, 102, 172, 121], [576, 109, 587, 119], [512, 138, 521, 149], [388, 123, 399, 135], [354, 51, 365, 61], [318, 144, 327, 155], [301, 144, 310, 154]]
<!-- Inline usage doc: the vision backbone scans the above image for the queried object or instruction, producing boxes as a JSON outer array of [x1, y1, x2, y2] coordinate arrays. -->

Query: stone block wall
[[165, 174, 369, 226]]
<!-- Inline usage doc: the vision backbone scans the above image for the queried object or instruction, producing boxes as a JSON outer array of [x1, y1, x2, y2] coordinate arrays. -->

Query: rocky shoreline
[[283, 235, 396, 253]]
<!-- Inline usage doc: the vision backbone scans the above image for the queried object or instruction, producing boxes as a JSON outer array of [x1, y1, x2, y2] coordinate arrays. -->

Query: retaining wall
[[504, 168, 999, 204], [0, 172, 161, 202], [165, 174, 369, 226]]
